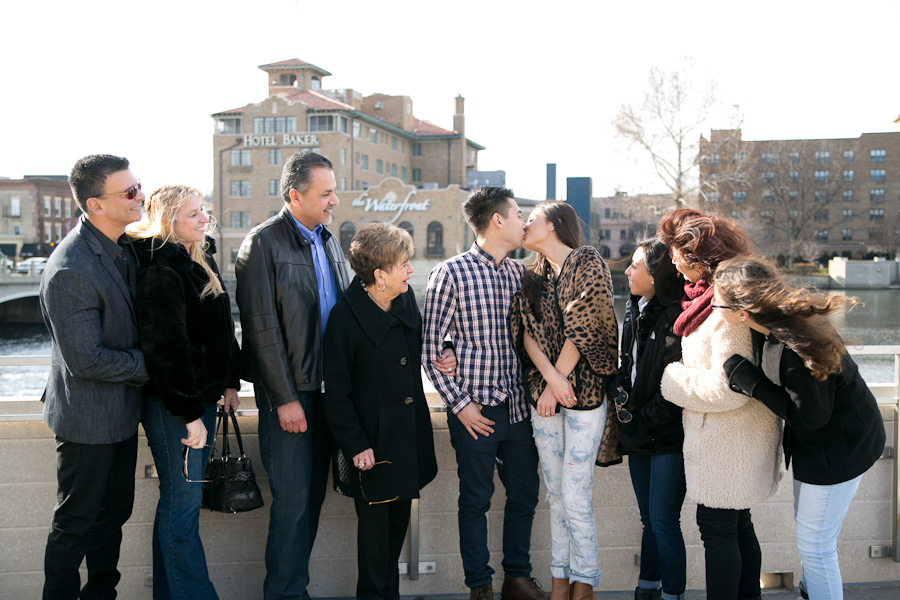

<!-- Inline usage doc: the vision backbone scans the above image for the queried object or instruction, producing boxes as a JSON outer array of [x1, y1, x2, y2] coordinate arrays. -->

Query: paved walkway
[[385, 582, 900, 600]]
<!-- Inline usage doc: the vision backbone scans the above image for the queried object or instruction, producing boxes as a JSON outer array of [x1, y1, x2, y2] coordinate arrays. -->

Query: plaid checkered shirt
[[422, 243, 528, 424]]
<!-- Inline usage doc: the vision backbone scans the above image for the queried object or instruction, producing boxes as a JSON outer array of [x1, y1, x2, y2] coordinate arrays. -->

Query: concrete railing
[[2, 350, 900, 598]]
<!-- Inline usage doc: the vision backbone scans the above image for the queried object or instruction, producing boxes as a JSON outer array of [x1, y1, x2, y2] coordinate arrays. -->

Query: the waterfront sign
[[351, 187, 430, 224]]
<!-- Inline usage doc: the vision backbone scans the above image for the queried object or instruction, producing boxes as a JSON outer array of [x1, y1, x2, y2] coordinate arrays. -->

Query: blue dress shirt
[[290, 214, 339, 337]]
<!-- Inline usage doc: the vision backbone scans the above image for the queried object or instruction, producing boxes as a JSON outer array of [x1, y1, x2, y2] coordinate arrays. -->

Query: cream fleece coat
[[661, 311, 783, 509]]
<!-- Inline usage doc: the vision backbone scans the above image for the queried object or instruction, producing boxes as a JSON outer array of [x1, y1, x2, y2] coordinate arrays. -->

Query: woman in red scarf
[[657, 209, 783, 600]]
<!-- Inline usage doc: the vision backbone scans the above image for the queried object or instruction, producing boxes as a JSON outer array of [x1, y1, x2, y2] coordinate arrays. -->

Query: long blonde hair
[[128, 184, 224, 298]]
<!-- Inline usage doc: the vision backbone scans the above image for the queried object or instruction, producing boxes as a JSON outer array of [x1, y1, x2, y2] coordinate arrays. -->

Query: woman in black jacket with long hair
[[714, 255, 885, 600], [616, 238, 686, 600], [128, 185, 241, 600]]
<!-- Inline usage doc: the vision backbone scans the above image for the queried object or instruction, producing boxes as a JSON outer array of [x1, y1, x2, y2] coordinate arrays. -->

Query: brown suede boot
[[500, 575, 550, 600], [550, 578, 571, 600], [470, 583, 494, 600], [571, 581, 596, 600]]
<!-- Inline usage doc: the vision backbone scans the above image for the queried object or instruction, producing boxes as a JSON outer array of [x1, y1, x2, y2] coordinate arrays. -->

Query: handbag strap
[[205, 408, 224, 465], [220, 405, 232, 458], [226, 407, 248, 458]]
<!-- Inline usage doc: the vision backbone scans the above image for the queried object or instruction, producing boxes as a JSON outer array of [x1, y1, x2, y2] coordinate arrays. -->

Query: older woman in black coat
[[322, 222, 453, 600]]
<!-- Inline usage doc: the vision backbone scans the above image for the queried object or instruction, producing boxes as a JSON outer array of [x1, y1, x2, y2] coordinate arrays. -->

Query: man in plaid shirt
[[423, 187, 547, 600]]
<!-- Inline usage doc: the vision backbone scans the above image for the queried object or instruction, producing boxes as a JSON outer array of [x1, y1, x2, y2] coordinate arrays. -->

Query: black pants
[[696, 504, 762, 600], [43, 434, 138, 600], [354, 498, 413, 600]]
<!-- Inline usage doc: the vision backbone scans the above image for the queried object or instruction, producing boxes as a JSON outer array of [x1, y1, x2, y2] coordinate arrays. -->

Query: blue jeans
[[447, 402, 540, 588], [257, 386, 333, 600], [793, 475, 862, 600], [628, 453, 687, 600], [143, 399, 218, 600], [531, 406, 605, 586]]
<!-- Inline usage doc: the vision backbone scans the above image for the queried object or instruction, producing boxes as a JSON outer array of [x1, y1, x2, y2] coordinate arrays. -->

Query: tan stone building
[[211, 58, 485, 272], [0, 176, 76, 259], [698, 126, 900, 260]]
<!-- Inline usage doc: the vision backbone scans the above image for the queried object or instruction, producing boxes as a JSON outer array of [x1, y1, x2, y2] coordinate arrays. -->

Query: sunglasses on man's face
[[99, 181, 142, 201]]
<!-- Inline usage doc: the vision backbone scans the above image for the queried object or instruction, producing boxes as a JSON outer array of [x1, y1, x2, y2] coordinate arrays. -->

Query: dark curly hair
[[657, 208, 751, 278]]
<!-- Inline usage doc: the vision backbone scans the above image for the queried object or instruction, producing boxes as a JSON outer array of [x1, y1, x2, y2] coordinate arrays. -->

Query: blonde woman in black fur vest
[[127, 185, 241, 600]]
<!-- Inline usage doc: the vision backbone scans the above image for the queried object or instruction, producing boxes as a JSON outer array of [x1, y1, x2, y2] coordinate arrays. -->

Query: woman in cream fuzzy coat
[[657, 209, 783, 600]]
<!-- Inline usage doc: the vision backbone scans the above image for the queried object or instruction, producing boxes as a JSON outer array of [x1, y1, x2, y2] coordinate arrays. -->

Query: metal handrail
[[2, 349, 899, 563]]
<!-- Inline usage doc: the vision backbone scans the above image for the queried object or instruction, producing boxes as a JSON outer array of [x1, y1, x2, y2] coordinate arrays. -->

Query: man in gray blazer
[[40, 154, 149, 600]]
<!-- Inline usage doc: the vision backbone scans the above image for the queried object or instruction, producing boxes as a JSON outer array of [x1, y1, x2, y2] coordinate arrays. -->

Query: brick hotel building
[[212, 59, 487, 276]]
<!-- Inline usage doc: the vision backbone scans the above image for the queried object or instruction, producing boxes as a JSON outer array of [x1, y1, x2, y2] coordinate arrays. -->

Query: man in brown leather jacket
[[236, 150, 350, 600]]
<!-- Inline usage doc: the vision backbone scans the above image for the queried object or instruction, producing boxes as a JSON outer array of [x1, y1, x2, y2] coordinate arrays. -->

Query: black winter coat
[[321, 277, 438, 501], [616, 295, 685, 456], [725, 330, 885, 485], [134, 237, 241, 424]]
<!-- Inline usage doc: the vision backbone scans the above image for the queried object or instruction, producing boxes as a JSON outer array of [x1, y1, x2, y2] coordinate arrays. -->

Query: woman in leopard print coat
[[510, 201, 619, 600]]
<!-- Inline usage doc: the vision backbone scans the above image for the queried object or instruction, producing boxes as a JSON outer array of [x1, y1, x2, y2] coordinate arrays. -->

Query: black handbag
[[202, 407, 265, 513]]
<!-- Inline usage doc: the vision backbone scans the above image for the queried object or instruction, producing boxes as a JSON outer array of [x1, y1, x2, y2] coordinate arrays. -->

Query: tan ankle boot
[[550, 578, 570, 600], [571, 582, 595, 600]]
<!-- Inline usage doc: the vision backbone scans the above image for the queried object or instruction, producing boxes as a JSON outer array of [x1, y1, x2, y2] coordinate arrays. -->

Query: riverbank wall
[[2, 385, 899, 598]]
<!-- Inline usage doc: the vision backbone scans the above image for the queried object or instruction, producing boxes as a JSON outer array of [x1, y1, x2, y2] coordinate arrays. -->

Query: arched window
[[339, 222, 356, 255], [398, 221, 414, 257], [426, 222, 444, 258]]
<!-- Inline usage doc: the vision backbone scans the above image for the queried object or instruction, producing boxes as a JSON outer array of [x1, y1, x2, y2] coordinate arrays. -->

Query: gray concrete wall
[[1, 393, 899, 598], [830, 258, 900, 289]]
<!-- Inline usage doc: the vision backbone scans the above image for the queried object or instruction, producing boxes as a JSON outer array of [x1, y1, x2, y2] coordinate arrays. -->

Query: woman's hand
[[221, 388, 240, 414], [181, 418, 208, 449], [536, 370, 576, 417], [353, 448, 376, 471], [432, 347, 457, 375]]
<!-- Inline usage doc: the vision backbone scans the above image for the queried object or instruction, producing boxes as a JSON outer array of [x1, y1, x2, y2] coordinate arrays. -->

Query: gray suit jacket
[[40, 218, 148, 444]]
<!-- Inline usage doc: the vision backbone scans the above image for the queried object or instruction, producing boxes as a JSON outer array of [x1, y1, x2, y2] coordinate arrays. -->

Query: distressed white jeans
[[531, 403, 606, 586]]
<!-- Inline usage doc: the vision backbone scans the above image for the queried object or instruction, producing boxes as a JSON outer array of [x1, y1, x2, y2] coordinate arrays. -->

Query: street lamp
[[218, 137, 244, 252]]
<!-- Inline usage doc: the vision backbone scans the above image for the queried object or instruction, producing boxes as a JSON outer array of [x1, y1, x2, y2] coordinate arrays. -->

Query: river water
[[2, 290, 900, 397]]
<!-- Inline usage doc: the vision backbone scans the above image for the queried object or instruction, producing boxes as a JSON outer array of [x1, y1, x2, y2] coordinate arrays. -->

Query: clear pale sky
[[2, 0, 899, 201]]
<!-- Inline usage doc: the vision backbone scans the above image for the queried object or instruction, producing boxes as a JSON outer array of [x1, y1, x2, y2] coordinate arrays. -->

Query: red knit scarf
[[673, 279, 715, 336]]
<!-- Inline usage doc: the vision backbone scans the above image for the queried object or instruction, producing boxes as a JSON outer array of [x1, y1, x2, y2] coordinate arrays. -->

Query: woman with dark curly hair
[[616, 238, 686, 600], [713, 255, 885, 600], [657, 208, 782, 600]]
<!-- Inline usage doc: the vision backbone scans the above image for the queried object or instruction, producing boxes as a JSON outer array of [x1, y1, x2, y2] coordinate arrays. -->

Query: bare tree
[[751, 139, 854, 265], [613, 59, 741, 206]]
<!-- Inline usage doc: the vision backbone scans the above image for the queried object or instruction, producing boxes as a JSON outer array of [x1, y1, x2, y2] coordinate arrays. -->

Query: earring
[[651, 279, 654, 284], [740, 315, 746, 322]]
